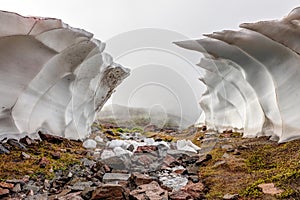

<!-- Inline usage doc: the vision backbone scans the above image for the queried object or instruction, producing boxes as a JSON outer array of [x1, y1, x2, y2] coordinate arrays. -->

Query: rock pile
[[0, 128, 213, 199]]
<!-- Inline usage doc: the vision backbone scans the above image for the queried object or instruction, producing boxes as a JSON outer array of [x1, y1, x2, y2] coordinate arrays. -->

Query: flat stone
[[91, 184, 128, 200], [0, 182, 14, 189], [223, 193, 239, 200], [258, 183, 284, 195], [103, 173, 131, 184], [6, 179, 26, 184], [129, 181, 168, 200], [101, 154, 131, 170], [213, 160, 226, 168]]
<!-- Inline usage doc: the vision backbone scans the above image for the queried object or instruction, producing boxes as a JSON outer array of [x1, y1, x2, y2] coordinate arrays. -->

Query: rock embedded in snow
[[176, 7, 300, 142], [0, 11, 129, 140]]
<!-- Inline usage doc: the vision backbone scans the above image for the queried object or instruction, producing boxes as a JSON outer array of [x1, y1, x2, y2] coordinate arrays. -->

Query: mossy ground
[[0, 140, 84, 181], [197, 133, 300, 200], [2, 125, 299, 200]]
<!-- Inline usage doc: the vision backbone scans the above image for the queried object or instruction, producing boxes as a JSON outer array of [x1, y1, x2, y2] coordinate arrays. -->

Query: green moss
[[0, 140, 84, 181], [200, 137, 300, 199], [240, 179, 264, 197]]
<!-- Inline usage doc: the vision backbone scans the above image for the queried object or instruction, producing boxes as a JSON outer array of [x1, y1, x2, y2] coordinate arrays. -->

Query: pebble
[[223, 193, 239, 200], [21, 152, 31, 159]]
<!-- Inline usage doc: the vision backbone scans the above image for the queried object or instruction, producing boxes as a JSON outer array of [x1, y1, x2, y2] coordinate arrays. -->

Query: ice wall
[[176, 7, 300, 142], [0, 11, 129, 139]]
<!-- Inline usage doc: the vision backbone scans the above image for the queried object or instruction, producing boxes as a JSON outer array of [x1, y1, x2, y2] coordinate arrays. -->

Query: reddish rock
[[163, 154, 177, 167], [103, 164, 111, 173], [181, 181, 205, 199], [38, 131, 64, 144], [0, 182, 14, 189], [91, 184, 128, 200], [39, 157, 50, 168], [135, 145, 158, 153], [130, 181, 168, 200], [0, 188, 9, 196], [131, 173, 155, 186], [173, 168, 187, 175], [169, 190, 193, 200], [138, 155, 157, 167], [19, 136, 34, 145]]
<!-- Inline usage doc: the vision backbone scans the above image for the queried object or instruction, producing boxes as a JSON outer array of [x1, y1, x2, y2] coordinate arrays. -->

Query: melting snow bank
[[0, 11, 129, 140], [176, 7, 300, 143]]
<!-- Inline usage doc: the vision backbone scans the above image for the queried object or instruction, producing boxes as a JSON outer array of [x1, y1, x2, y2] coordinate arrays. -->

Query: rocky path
[[1, 125, 295, 200], [0, 126, 215, 200]]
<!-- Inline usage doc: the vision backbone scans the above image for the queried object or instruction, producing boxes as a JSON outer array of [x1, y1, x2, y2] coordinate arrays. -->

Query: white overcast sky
[[2, 0, 300, 40]]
